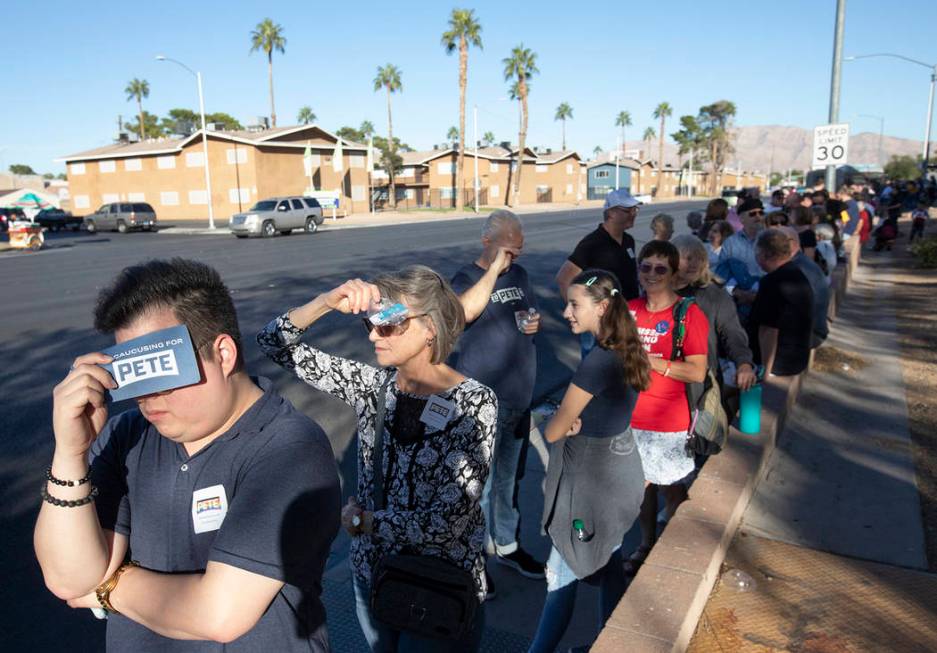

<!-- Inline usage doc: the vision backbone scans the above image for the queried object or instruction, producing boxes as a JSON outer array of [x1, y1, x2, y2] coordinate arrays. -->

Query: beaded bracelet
[[41, 484, 98, 508], [46, 466, 90, 487]]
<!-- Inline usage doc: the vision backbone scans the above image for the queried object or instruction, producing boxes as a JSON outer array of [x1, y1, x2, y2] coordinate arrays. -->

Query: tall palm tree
[[653, 102, 673, 188], [554, 102, 573, 150], [442, 8, 482, 209], [250, 18, 286, 127], [124, 78, 150, 141], [482, 131, 495, 147], [593, 145, 603, 157], [297, 106, 316, 125], [502, 44, 538, 207], [374, 64, 403, 208], [447, 126, 459, 143], [642, 127, 655, 161], [360, 120, 375, 138], [615, 110, 632, 152]]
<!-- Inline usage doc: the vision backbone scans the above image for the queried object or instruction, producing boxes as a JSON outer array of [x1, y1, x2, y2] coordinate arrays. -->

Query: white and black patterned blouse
[[257, 313, 497, 601]]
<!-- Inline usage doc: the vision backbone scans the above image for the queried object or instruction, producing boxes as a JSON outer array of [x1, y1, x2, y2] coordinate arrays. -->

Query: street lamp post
[[857, 114, 885, 168], [845, 53, 937, 174], [156, 55, 215, 229]]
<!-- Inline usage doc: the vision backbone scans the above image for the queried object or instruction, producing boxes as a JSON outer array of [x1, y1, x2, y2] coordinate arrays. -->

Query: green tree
[[653, 102, 673, 183], [124, 110, 163, 140], [9, 164, 37, 175], [56, 173, 67, 181], [204, 112, 243, 131], [360, 120, 375, 138], [482, 131, 495, 146], [615, 110, 632, 150], [696, 100, 737, 194], [442, 8, 483, 208], [502, 44, 539, 206], [297, 106, 316, 125], [42, 172, 55, 179], [250, 18, 286, 127], [374, 64, 403, 208], [642, 127, 656, 160], [124, 78, 150, 141], [160, 108, 199, 135], [447, 126, 460, 143], [336, 125, 366, 142], [884, 154, 923, 180], [671, 115, 704, 164], [593, 145, 602, 157], [554, 102, 573, 150]]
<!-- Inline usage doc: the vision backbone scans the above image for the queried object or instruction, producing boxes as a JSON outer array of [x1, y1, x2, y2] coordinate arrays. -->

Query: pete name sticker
[[419, 395, 456, 431], [192, 484, 229, 534]]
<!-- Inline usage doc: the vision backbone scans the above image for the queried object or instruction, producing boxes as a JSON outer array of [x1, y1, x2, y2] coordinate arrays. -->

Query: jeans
[[480, 404, 529, 548], [527, 547, 626, 653], [352, 575, 486, 652]]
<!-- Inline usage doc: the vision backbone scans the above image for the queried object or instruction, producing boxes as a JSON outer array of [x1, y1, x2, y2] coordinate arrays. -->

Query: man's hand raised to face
[[52, 353, 116, 459]]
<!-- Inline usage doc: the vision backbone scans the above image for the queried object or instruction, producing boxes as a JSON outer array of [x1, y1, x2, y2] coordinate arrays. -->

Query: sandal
[[622, 544, 652, 576]]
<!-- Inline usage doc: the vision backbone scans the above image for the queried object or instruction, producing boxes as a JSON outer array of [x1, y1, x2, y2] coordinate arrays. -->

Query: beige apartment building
[[59, 125, 371, 221]]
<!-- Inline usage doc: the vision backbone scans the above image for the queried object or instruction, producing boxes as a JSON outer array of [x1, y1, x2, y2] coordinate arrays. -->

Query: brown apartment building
[[375, 145, 583, 208], [59, 125, 371, 221]]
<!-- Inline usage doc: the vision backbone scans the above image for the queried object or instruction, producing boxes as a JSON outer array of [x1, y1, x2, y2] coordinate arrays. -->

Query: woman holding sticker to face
[[624, 240, 709, 576], [257, 265, 496, 653], [528, 269, 650, 653]]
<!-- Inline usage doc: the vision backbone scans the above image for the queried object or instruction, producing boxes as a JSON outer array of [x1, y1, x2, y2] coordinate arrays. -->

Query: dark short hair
[[94, 258, 244, 371], [638, 239, 680, 273], [755, 228, 792, 261]]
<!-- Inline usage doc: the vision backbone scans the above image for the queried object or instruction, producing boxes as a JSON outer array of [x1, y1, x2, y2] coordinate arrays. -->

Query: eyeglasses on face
[[362, 314, 428, 338], [638, 262, 671, 276], [746, 210, 764, 217]]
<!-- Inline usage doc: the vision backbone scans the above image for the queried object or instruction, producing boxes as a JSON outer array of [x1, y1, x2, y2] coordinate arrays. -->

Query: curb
[[591, 237, 863, 653]]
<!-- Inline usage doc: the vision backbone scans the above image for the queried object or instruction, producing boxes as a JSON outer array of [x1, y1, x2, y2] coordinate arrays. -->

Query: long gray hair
[[671, 234, 714, 287]]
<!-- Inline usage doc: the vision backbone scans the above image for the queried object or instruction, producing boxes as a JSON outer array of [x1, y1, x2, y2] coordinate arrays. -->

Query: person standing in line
[[706, 220, 735, 272], [449, 210, 545, 596], [528, 269, 650, 653], [779, 226, 829, 349], [910, 201, 929, 242], [698, 198, 730, 242], [715, 197, 767, 321], [555, 189, 642, 356], [624, 241, 709, 575], [649, 213, 675, 241]]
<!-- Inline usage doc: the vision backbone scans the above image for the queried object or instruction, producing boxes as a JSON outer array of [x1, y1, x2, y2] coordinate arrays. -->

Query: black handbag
[[368, 371, 478, 640], [671, 299, 729, 456]]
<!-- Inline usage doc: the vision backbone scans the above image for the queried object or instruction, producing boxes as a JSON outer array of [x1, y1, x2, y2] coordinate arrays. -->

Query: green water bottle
[[572, 519, 592, 542]]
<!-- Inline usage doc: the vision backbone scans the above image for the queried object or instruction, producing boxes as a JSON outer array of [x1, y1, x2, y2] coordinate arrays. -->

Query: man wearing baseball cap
[[555, 189, 642, 355]]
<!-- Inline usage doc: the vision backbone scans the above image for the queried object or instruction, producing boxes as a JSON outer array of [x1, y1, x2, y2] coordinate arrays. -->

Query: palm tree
[[642, 127, 655, 161], [593, 145, 602, 157], [124, 78, 150, 141], [502, 44, 539, 207], [442, 8, 482, 209], [297, 106, 316, 125], [360, 120, 375, 138], [653, 102, 673, 189], [483, 131, 495, 147], [615, 110, 632, 151], [447, 126, 460, 143], [554, 102, 573, 150], [374, 64, 403, 208], [250, 18, 286, 127]]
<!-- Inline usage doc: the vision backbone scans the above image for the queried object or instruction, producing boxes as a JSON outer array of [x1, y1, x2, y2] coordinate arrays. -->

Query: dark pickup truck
[[34, 208, 84, 231]]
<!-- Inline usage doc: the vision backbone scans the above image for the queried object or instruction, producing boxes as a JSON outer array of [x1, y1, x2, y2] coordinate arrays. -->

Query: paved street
[[0, 200, 704, 651]]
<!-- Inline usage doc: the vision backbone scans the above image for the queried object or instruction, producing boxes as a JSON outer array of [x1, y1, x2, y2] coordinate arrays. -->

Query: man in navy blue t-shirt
[[450, 210, 545, 593], [34, 259, 341, 652]]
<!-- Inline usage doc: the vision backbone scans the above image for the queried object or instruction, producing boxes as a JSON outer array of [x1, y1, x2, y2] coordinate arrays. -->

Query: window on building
[[69, 163, 86, 175], [566, 163, 573, 174], [160, 191, 179, 206], [398, 167, 414, 178], [99, 160, 116, 173], [225, 148, 248, 164], [185, 152, 205, 167], [536, 164, 548, 173], [102, 193, 119, 204], [439, 187, 454, 199], [437, 162, 455, 174], [228, 188, 250, 204], [124, 158, 143, 172], [188, 190, 208, 205], [406, 189, 415, 199], [73, 195, 90, 209], [157, 156, 176, 169], [595, 170, 610, 179], [566, 183, 573, 194], [351, 185, 366, 201], [128, 192, 146, 202], [490, 162, 500, 172], [490, 184, 500, 198], [350, 155, 365, 168]]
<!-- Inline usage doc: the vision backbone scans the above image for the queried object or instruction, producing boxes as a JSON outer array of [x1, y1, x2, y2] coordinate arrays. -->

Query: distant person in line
[[650, 213, 675, 241], [780, 226, 830, 349], [715, 197, 767, 320], [449, 210, 545, 598], [698, 198, 730, 241], [748, 229, 815, 377], [706, 220, 735, 271], [766, 189, 786, 215], [766, 211, 790, 227], [258, 266, 496, 652], [910, 201, 929, 242], [814, 223, 838, 280], [791, 206, 818, 261], [34, 259, 341, 652], [625, 241, 709, 575], [527, 269, 650, 653], [686, 210, 704, 238], [556, 189, 642, 357]]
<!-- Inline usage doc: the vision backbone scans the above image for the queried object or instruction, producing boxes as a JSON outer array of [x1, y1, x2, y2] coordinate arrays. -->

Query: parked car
[[34, 208, 83, 232], [228, 196, 324, 238], [83, 203, 157, 233], [0, 207, 26, 232]]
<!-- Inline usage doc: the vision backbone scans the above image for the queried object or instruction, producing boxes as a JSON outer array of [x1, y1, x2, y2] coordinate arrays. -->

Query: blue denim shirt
[[715, 230, 763, 289]]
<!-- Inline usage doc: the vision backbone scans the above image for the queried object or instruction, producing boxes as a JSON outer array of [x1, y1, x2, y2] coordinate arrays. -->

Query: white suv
[[229, 196, 325, 238]]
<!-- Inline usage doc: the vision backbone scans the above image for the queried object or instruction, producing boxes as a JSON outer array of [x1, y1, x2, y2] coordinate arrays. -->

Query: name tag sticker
[[627, 247, 636, 259], [192, 484, 228, 534], [99, 325, 201, 402], [419, 395, 456, 431]]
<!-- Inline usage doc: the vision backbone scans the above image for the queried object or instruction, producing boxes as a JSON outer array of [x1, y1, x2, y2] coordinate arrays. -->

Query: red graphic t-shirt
[[628, 298, 709, 432]]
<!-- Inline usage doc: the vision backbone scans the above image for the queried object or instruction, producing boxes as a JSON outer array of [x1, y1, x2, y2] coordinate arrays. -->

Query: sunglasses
[[362, 314, 428, 338], [638, 263, 671, 276], [746, 210, 764, 217]]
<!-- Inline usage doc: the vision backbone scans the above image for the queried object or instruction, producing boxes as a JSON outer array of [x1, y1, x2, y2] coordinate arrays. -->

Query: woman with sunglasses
[[257, 265, 497, 652], [623, 241, 709, 576], [528, 269, 651, 653]]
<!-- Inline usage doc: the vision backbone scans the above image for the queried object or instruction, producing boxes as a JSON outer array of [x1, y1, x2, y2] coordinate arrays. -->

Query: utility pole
[[473, 105, 479, 212], [827, 0, 847, 192]]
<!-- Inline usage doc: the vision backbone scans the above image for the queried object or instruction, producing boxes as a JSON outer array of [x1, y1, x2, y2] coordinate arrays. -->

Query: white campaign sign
[[812, 123, 849, 169]]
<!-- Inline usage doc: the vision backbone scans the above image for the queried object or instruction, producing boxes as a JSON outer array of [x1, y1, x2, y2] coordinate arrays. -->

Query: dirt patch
[[866, 235, 937, 572], [810, 346, 869, 376]]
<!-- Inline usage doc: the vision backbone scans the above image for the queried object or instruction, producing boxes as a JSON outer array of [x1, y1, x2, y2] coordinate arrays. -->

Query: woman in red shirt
[[625, 240, 709, 575]]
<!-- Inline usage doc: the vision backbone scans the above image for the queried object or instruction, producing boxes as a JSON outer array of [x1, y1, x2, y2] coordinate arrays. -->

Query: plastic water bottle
[[739, 383, 762, 434], [572, 519, 592, 542]]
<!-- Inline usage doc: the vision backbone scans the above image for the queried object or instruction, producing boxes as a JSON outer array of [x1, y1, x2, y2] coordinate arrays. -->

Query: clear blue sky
[[1, 0, 935, 175]]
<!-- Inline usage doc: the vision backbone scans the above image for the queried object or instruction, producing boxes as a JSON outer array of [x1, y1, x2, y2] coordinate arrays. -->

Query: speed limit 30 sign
[[812, 123, 849, 169]]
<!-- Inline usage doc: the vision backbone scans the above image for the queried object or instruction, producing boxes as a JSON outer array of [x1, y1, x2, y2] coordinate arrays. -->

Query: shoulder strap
[[671, 298, 694, 361], [371, 370, 396, 511]]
